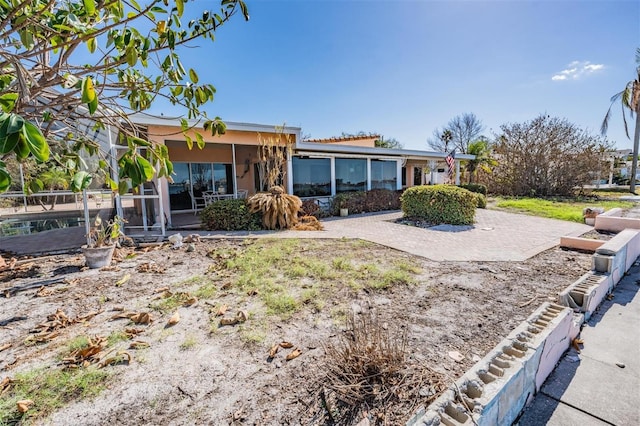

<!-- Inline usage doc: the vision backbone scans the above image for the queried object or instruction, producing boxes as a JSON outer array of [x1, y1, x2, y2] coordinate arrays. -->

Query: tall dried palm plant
[[248, 186, 302, 230]]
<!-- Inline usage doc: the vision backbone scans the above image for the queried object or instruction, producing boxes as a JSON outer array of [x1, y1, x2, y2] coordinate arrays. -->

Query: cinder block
[[534, 309, 573, 391], [592, 253, 613, 274]]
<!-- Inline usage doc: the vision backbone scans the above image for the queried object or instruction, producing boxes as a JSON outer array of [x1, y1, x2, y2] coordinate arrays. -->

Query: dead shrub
[[319, 311, 445, 424], [292, 215, 324, 231], [247, 186, 302, 230]]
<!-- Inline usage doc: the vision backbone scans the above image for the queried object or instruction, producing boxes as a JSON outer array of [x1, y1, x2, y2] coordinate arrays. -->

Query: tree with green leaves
[[374, 136, 402, 149], [0, 0, 249, 194], [463, 138, 495, 184], [601, 48, 640, 192]]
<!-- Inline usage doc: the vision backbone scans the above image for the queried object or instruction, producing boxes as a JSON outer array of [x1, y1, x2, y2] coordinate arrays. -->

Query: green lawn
[[492, 197, 635, 223]]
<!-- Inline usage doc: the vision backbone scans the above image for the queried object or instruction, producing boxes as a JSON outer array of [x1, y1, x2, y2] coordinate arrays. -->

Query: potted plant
[[82, 215, 124, 268], [335, 196, 348, 217]]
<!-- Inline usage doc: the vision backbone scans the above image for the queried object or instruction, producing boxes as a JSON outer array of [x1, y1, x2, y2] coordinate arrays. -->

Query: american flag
[[445, 150, 456, 182]]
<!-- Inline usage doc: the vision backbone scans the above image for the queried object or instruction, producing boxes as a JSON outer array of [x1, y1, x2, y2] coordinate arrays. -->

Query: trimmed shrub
[[200, 199, 263, 231], [474, 193, 487, 209], [459, 183, 487, 195], [331, 190, 401, 216], [401, 185, 476, 225]]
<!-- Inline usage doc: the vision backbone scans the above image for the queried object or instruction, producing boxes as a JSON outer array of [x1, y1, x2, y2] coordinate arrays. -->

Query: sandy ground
[[0, 238, 592, 425]]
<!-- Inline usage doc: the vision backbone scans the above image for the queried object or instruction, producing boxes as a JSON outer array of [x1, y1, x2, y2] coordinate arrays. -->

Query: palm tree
[[464, 139, 495, 184], [602, 48, 640, 192], [39, 168, 70, 210]]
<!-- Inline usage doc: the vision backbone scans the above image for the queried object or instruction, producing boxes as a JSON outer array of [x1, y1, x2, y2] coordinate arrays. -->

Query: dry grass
[[319, 311, 446, 424]]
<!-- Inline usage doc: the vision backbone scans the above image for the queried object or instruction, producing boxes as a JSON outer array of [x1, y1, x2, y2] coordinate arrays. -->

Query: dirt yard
[[0, 237, 592, 425]]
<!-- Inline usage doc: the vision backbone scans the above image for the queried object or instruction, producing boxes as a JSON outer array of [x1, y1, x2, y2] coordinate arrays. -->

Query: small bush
[[401, 185, 476, 225], [331, 190, 401, 216], [474, 193, 487, 209], [459, 183, 487, 195], [200, 199, 263, 231]]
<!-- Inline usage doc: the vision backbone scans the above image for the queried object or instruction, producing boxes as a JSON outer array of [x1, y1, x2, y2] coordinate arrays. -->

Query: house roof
[[129, 114, 302, 134], [295, 141, 476, 160], [307, 135, 380, 143]]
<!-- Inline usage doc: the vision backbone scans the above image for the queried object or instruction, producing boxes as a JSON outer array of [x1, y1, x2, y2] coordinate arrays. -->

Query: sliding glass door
[[168, 162, 234, 211]]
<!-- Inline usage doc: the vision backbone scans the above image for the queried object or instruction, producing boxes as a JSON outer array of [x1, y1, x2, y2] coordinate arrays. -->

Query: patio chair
[[237, 189, 249, 199], [189, 189, 206, 214]]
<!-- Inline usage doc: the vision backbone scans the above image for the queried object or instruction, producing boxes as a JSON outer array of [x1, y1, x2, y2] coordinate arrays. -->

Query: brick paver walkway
[[1, 209, 591, 262]]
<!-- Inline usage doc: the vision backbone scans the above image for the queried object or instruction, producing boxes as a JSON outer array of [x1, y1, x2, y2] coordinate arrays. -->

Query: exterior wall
[[311, 137, 377, 148], [147, 125, 296, 224]]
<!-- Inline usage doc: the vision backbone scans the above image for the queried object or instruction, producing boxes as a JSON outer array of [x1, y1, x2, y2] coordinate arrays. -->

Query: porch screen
[[292, 157, 331, 197], [335, 158, 366, 193], [371, 160, 397, 190]]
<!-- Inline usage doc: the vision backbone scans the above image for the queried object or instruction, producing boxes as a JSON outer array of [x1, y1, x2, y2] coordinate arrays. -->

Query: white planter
[[584, 217, 595, 226], [81, 245, 115, 269], [340, 208, 349, 217]]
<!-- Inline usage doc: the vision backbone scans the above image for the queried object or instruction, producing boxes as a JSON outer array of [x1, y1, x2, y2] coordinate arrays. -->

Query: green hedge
[[474, 193, 487, 209], [459, 183, 488, 195], [331, 189, 401, 215], [401, 185, 476, 225], [200, 199, 263, 231]]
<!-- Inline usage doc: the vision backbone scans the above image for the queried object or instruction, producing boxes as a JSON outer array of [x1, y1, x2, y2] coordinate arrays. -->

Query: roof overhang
[[129, 114, 302, 134], [294, 141, 475, 160]]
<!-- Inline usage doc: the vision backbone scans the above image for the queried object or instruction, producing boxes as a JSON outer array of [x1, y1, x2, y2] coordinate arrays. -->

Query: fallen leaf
[[279, 341, 294, 349], [221, 282, 232, 290], [154, 286, 170, 293], [269, 344, 279, 358], [129, 340, 150, 349], [115, 274, 131, 287], [236, 311, 248, 323], [216, 304, 228, 317], [247, 289, 259, 296], [17, 399, 34, 413], [130, 312, 152, 324], [124, 328, 145, 338], [219, 316, 238, 326], [286, 348, 302, 361], [183, 296, 198, 307], [1, 377, 13, 395], [606, 294, 614, 300], [572, 337, 584, 352], [0, 343, 11, 352], [167, 311, 180, 326], [35, 286, 52, 297]]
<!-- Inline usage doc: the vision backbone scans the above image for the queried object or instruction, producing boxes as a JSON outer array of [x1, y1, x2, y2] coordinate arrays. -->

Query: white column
[[231, 144, 237, 197], [396, 160, 402, 190], [429, 160, 437, 185], [366, 158, 372, 191], [455, 160, 461, 185], [286, 151, 293, 194], [330, 157, 336, 196]]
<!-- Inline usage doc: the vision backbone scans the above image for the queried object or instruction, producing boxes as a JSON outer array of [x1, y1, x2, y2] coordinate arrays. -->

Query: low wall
[[594, 208, 640, 233], [407, 228, 640, 426], [559, 236, 605, 252]]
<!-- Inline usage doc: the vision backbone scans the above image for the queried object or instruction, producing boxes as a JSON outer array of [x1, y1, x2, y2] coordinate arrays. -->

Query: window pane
[[168, 163, 192, 210], [335, 158, 366, 193], [191, 163, 213, 194], [292, 157, 331, 197], [371, 160, 397, 190], [213, 163, 233, 194]]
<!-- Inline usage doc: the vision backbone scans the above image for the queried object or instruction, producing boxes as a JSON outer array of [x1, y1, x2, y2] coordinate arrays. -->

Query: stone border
[[594, 208, 640, 232], [407, 228, 640, 426]]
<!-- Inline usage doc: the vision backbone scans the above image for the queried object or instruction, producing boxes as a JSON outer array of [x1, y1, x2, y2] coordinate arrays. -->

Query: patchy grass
[[106, 330, 129, 347], [0, 367, 109, 424], [493, 197, 634, 222], [206, 239, 422, 319], [179, 334, 198, 351]]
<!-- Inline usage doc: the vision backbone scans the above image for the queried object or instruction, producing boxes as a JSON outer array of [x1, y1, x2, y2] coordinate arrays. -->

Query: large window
[[168, 162, 233, 211], [371, 160, 397, 190], [292, 157, 331, 197], [335, 158, 366, 193]]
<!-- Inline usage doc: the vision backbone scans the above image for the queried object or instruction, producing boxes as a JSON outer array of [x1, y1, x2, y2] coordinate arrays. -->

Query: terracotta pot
[[81, 245, 115, 269]]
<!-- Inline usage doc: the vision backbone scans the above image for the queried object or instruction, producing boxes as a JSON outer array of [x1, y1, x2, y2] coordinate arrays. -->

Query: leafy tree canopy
[[0, 0, 249, 193]]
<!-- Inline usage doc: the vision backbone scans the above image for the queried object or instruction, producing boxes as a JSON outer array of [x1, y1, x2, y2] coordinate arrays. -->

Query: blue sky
[[154, 0, 640, 151]]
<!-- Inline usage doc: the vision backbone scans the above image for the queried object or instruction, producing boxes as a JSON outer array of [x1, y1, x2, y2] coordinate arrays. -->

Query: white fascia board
[[128, 114, 301, 134], [294, 141, 476, 160]]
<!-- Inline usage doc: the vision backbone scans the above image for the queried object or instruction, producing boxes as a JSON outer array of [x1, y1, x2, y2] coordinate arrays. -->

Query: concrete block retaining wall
[[407, 228, 640, 426]]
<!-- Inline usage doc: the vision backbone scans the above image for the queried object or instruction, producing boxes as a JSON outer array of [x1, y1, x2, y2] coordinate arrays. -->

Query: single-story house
[[129, 116, 475, 227]]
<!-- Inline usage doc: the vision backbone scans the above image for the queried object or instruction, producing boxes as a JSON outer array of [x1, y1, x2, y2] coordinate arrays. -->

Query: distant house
[[130, 116, 475, 226]]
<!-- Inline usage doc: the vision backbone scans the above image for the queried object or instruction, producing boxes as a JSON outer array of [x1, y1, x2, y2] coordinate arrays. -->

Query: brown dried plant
[[247, 186, 302, 230], [319, 311, 445, 424]]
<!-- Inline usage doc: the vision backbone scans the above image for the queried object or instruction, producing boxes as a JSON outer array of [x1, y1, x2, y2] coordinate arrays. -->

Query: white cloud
[[551, 61, 605, 81]]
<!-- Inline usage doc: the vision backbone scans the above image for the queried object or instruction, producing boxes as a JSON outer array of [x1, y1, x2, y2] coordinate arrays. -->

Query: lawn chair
[[189, 189, 206, 214]]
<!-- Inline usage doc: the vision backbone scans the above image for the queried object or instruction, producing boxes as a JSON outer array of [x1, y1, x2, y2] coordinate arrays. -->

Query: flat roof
[[129, 114, 302, 134], [295, 141, 476, 160]]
